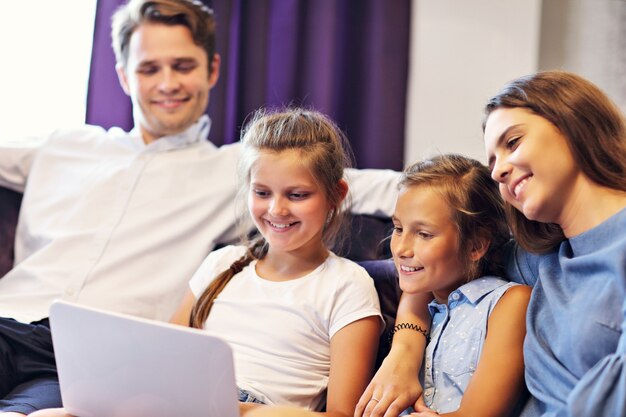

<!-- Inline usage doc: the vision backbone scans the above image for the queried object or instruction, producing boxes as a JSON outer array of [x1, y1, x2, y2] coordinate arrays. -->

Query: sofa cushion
[[339, 214, 393, 261], [0, 186, 22, 277], [358, 258, 400, 370]]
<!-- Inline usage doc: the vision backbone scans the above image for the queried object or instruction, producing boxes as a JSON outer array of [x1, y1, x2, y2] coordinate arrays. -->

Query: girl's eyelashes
[[505, 136, 521, 149], [487, 134, 523, 173], [253, 189, 270, 198], [417, 231, 434, 239], [289, 192, 309, 200], [392, 224, 433, 239], [252, 189, 311, 200]]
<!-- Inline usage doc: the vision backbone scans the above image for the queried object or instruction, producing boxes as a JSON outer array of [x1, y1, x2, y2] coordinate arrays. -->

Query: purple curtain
[[87, 0, 410, 170], [87, 0, 133, 131]]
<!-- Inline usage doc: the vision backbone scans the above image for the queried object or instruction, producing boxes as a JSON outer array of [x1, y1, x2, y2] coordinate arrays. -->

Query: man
[[0, 0, 399, 414]]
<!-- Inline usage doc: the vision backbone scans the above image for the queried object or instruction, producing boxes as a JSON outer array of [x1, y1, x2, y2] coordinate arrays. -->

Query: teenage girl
[[360, 154, 531, 417], [170, 108, 383, 417]]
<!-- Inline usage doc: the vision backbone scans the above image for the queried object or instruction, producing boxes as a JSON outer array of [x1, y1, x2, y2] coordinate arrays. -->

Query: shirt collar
[[428, 276, 509, 315], [128, 115, 214, 152]]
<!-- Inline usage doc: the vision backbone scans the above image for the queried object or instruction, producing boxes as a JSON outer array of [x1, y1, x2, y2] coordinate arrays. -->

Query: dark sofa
[[0, 186, 22, 278], [0, 186, 400, 368]]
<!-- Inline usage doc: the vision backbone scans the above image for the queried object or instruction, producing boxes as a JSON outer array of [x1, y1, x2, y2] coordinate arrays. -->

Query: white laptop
[[49, 300, 239, 417]]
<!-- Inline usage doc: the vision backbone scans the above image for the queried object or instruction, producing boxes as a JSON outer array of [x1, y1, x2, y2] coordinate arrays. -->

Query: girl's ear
[[337, 179, 349, 202], [469, 236, 490, 262]]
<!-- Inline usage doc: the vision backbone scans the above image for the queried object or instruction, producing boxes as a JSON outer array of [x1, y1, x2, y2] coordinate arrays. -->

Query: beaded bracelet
[[388, 322, 430, 344]]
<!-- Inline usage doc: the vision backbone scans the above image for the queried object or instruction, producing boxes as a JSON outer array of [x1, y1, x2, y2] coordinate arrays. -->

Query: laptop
[[49, 300, 239, 417]]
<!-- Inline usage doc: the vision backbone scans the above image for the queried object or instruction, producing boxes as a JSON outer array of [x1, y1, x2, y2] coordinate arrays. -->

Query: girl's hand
[[354, 292, 431, 417], [411, 400, 438, 416], [354, 348, 423, 417]]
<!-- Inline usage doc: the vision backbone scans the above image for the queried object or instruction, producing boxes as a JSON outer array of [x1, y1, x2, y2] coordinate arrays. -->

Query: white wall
[[539, 0, 626, 113], [0, 1, 97, 139], [404, 0, 626, 167], [404, 0, 543, 165]]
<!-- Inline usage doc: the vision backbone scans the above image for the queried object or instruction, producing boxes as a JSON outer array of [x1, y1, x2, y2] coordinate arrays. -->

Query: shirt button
[[451, 292, 460, 301], [424, 388, 434, 397]]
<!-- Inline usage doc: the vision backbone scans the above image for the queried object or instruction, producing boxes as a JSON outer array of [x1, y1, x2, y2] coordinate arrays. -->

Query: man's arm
[[0, 135, 47, 192]]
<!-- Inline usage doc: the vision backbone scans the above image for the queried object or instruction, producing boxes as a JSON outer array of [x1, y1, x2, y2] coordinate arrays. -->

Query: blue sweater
[[507, 208, 626, 417]]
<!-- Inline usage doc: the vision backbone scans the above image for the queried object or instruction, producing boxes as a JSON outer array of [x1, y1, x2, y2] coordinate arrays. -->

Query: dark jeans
[[0, 317, 62, 414]]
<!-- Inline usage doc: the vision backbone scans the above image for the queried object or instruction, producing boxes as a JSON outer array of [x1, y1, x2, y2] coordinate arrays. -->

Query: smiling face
[[390, 185, 468, 303], [116, 23, 219, 144], [484, 107, 583, 225], [248, 149, 332, 260]]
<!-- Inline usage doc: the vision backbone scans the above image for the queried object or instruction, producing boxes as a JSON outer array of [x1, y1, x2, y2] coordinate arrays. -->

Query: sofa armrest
[[0, 186, 22, 277]]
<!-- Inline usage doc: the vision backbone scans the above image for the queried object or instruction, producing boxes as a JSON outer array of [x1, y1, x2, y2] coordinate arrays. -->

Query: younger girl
[[171, 108, 382, 416], [381, 154, 531, 416]]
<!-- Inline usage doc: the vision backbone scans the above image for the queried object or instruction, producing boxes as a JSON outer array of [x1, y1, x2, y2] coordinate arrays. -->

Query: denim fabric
[[238, 388, 265, 404], [0, 318, 61, 413], [508, 207, 626, 417]]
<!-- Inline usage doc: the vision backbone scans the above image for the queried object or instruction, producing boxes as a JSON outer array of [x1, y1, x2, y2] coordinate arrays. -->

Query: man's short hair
[[111, 0, 216, 71]]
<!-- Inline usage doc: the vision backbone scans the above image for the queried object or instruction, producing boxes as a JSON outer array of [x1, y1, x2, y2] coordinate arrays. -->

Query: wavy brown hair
[[399, 154, 510, 280], [483, 70, 626, 253], [189, 108, 353, 328]]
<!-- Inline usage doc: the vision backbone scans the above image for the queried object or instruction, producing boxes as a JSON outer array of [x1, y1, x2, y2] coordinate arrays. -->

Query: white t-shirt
[[189, 245, 383, 411]]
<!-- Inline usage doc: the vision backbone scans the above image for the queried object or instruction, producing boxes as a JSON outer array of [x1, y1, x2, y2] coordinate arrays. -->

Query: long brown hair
[[189, 107, 353, 328], [399, 154, 510, 280], [483, 70, 626, 253]]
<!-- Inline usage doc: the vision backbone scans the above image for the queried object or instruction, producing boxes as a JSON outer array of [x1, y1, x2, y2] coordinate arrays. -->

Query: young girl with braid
[[170, 108, 383, 417]]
